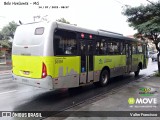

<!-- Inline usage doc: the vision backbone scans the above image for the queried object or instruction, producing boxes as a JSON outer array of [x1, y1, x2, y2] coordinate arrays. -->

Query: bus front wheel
[[135, 66, 140, 77]]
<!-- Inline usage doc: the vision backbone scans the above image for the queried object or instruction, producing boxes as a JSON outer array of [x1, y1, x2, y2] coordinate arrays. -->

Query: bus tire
[[135, 66, 140, 77], [99, 69, 109, 86]]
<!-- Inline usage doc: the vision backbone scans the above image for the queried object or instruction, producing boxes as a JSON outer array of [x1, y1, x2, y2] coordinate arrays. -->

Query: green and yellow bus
[[12, 21, 148, 89]]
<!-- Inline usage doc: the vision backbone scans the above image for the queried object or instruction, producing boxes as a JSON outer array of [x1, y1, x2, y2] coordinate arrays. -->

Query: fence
[[0, 56, 6, 64]]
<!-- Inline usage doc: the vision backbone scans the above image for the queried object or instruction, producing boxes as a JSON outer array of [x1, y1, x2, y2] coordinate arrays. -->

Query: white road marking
[[0, 90, 18, 95], [0, 78, 12, 80], [0, 73, 12, 75]]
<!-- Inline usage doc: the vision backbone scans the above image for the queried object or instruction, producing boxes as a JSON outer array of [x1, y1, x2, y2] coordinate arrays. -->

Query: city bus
[[12, 21, 148, 89]]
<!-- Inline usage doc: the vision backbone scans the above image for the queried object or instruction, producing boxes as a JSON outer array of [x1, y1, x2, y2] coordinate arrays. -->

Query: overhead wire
[[112, 0, 129, 7]]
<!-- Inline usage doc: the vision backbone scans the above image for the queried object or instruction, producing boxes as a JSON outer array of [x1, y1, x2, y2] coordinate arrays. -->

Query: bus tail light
[[42, 62, 47, 78]]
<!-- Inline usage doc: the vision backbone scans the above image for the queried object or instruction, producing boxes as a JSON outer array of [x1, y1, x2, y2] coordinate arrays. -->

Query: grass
[[155, 72, 160, 77]]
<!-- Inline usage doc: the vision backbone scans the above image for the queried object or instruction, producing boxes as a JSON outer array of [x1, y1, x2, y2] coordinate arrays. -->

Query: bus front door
[[126, 43, 132, 73], [80, 40, 94, 84]]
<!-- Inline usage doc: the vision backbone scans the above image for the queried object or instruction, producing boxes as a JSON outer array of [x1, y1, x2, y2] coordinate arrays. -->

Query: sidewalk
[[0, 64, 12, 71], [46, 75, 160, 120]]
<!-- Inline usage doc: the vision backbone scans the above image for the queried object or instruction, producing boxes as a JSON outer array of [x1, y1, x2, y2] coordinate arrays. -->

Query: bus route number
[[55, 59, 63, 64]]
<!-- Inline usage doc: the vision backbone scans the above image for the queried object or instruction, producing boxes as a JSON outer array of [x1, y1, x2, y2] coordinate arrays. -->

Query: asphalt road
[[0, 58, 158, 120]]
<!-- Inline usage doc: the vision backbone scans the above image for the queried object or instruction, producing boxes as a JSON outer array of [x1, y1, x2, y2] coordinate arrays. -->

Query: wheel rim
[[102, 73, 108, 84]]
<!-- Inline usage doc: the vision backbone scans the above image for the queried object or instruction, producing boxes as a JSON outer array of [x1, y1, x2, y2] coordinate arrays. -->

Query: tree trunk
[[158, 53, 160, 74], [155, 42, 160, 74]]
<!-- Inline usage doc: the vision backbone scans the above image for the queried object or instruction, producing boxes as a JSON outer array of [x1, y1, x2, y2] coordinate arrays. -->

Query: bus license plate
[[23, 71, 30, 75]]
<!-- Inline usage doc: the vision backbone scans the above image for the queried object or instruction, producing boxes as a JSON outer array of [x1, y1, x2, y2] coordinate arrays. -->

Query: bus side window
[[54, 29, 77, 55], [100, 39, 107, 55], [54, 38, 64, 55], [113, 42, 120, 55], [137, 44, 143, 54], [108, 42, 114, 55], [132, 44, 137, 54], [96, 41, 100, 55], [88, 41, 93, 53], [108, 41, 120, 55], [120, 42, 125, 55], [81, 43, 85, 52]]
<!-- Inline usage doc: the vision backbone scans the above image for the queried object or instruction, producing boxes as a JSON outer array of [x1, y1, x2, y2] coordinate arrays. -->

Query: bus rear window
[[35, 27, 44, 35], [14, 26, 44, 46]]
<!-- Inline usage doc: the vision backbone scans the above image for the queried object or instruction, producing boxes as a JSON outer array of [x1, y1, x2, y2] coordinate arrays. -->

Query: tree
[[56, 18, 70, 24], [0, 21, 17, 54], [1, 21, 18, 40], [0, 32, 3, 40], [0, 40, 12, 48], [123, 1, 160, 73]]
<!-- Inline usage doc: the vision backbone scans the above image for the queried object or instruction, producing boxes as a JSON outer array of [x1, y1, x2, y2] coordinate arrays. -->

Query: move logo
[[128, 98, 135, 104], [99, 59, 103, 64], [128, 97, 157, 105]]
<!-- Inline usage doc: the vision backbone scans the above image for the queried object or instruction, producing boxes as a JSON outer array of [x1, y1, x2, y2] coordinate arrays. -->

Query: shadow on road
[[14, 74, 143, 112]]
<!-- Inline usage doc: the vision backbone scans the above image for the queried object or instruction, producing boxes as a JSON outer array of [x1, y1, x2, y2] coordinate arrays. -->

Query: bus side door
[[80, 40, 94, 84]]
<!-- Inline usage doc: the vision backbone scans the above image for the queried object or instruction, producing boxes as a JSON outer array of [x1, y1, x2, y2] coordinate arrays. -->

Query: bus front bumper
[[12, 75, 54, 90]]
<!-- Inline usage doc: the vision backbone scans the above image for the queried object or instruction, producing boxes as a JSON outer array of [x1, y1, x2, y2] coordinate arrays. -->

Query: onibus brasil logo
[[139, 88, 157, 96]]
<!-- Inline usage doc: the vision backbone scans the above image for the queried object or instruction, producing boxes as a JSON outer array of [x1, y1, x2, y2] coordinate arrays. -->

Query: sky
[[0, 0, 158, 36]]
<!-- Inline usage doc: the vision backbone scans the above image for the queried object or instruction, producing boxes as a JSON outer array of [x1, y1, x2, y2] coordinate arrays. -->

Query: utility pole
[[146, 0, 155, 5]]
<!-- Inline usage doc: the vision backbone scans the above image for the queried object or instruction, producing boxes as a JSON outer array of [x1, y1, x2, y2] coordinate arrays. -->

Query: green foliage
[[0, 40, 12, 48], [123, 1, 160, 51], [0, 21, 18, 40], [56, 18, 70, 24], [0, 21, 17, 50], [0, 51, 5, 56], [155, 71, 160, 77], [0, 32, 3, 40]]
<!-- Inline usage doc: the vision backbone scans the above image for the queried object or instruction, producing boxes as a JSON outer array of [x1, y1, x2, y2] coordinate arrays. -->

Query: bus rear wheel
[[98, 69, 109, 87], [93, 70, 109, 87]]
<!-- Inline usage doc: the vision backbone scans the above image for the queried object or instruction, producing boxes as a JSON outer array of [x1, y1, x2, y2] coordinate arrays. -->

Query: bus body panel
[[94, 55, 126, 77], [54, 56, 80, 77], [12, 55, 81, 89], [52, 56, 80, 88], [12, 55, 80, 78], [13, 74, 53, 89], [132, 54, 144, 71], [12, 55, 55, 79], [94, 55, 126, 70]]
